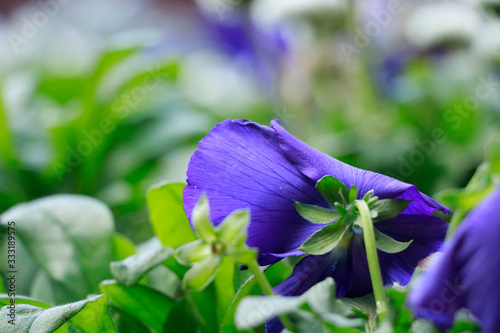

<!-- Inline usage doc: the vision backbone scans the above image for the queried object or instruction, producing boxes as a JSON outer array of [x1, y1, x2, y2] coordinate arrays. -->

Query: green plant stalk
[[247, 260, 296, 332], [354, 200, 387, 322]]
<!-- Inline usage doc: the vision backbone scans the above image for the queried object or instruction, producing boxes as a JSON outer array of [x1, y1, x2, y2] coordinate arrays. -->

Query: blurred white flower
[[405, 2, 482, 49], [472, 20, 500, 58], [251, 0, 347, 25]]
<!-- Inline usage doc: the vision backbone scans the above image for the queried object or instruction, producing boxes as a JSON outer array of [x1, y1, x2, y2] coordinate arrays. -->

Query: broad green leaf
[[299, 222, 348, 255], [371, 199, 411, 222], [0, 195, 114, 304], [316, 176, 350, 207], [110, 247, 173, 286], [191, 194, 217, 243], [0, 295, 51, 309], [162, 298, 198, 333], [175, 239, 211, 266], [217, 209, 250, 244], [374, 229, 413, 254], [214, 257, 235, 326], [147, 183, 196, 247], [294, 201, 340, 224], [114, 62, 180, 103], [0, 294, 115, 333], [0, 87, 17, 167], [182, 255, 222, 291], [112, 233, 136, 261], [235, 278, 361, 331], [30, 271, 55, 305], [235, 294, 304, 330], [486, 131, 500, 176], [221, 273, 256, 333], [100, 280, 174, 333], [188, 285, 220, 333]]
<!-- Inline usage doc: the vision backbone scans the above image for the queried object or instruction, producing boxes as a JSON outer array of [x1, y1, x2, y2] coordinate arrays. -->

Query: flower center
[[211, 241, 225, 255]]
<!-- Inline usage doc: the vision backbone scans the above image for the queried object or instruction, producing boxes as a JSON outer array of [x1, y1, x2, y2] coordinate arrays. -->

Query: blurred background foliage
[[1, 0, 500, 243], [0, 0, 500, 331]]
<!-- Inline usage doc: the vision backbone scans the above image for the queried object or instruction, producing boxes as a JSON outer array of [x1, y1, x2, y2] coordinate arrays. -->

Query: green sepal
[[374, 229, 413, 253], [182, 255, 222, 291], [217, 209, 250, 245], [316, 176, 350, 208], [334, 202, 347, 216], [348, 185, 358, 203], [191, 193, 217, 243], [362, 190, 376, 204], [294, 201, 340, 224], [174, 239, 212, 266], [299, 221, 350, 255], [371, 199, 412, 222]]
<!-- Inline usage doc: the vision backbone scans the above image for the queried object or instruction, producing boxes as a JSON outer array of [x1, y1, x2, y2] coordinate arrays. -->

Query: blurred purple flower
[[408, 186, 500, 333], [155, 9, 288, 96], [183, 119, 448, 330], [204, 12, 288, 94]]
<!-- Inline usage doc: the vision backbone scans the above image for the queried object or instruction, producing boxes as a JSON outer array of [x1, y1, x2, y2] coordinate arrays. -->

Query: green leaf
[[110, 247, 173, 286], [112, 233, 136, 261], [0, 195, 114, 304], [299, 222, 349, 255], [191, 194, 217, 243], [214, 257, 236, 325], [221, 273, 256, 333], [100, 280, 174, 333], [235, 278, 361, 331], [182, 255, 222, 291], [316, 176, 350, 207], [217, 209, 250, 244], [162, 298, 198, 333], [374, 229, 413, 254], [294, 201, 340, 224], [235, 293, 304, 330], [0, 295, 51, 309], [147, 183, 196, 247], [175, 239, 212, 266], [0, 294, 115, 333], [371, 199, 411, 222], [0, 87, 17, 167]]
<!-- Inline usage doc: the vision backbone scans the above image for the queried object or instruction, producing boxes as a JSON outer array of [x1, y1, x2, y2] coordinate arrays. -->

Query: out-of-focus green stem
[[247, 260, 296, 332]]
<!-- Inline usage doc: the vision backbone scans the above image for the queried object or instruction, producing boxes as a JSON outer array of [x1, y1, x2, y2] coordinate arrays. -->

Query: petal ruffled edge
[[270, 119, 450, 215]]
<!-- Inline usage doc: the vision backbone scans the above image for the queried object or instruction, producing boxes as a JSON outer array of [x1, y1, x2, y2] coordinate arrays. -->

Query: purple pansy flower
[[408, 186, 500, 333], [183, 119, 448, 308]]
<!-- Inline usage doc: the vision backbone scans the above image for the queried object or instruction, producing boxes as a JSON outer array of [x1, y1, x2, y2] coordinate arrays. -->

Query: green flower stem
[[354, 200, 387, 322], [247, 260, 296, 332]]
